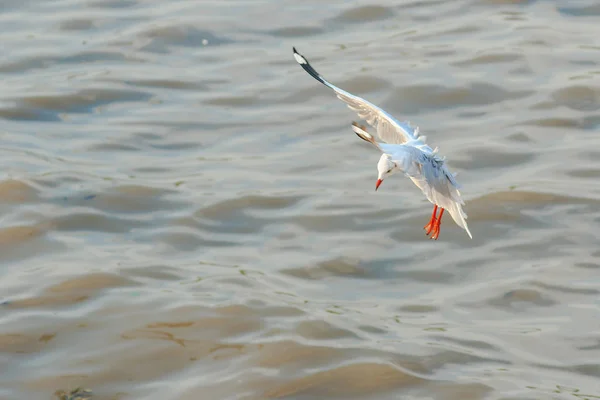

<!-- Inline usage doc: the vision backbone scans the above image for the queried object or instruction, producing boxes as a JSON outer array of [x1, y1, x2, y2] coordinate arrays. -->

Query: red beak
[[375, 179, 382, 191]]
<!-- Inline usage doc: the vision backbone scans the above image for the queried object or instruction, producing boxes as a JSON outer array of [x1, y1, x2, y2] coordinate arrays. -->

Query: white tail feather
[[447, 202, 472, 239]]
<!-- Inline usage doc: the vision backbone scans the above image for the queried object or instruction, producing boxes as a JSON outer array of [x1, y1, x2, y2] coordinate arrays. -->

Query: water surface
[[2, 0, 600, 399]]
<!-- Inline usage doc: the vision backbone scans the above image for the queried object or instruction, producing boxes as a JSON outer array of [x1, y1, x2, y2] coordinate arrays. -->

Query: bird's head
[[375, 154, 398, 191]]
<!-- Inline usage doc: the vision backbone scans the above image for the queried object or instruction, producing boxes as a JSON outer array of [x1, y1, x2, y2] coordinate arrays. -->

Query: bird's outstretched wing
[[293, 47, 430, 151]]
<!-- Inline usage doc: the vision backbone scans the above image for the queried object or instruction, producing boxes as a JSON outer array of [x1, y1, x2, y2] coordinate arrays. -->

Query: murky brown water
[[2, 0, 600, 399]]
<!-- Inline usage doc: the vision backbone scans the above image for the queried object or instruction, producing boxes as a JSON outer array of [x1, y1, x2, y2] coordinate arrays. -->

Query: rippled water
[[2, 0, 600, 399]]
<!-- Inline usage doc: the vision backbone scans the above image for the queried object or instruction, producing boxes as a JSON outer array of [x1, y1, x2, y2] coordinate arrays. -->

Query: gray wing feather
[[293, 48, 431, 150]]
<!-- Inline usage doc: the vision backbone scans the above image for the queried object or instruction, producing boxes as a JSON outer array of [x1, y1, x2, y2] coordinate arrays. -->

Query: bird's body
[[293, 47, 472, 240]]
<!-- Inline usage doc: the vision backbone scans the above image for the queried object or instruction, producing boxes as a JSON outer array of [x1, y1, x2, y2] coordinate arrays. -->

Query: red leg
[[424, 205, 438, 236], [430, 208, 445, 240]]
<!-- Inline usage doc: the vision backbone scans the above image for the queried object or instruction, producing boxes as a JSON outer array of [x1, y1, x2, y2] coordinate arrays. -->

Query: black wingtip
[[292, 47, 329, 87], [352, 122, 368, 142], [352, 122, 377, 146]]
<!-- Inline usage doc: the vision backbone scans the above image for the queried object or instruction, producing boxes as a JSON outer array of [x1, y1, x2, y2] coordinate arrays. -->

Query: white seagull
[[293, 47, 472, 240]]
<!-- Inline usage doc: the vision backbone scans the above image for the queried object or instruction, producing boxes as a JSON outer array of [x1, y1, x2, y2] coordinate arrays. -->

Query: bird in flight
[[293, 47, 472, 240]]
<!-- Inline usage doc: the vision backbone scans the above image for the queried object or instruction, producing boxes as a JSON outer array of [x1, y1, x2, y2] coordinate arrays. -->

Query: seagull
[[293, 47, 472, 240]]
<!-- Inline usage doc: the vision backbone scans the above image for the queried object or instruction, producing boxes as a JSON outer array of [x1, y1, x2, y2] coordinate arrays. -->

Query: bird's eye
[[386, 168, 392, 173]]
